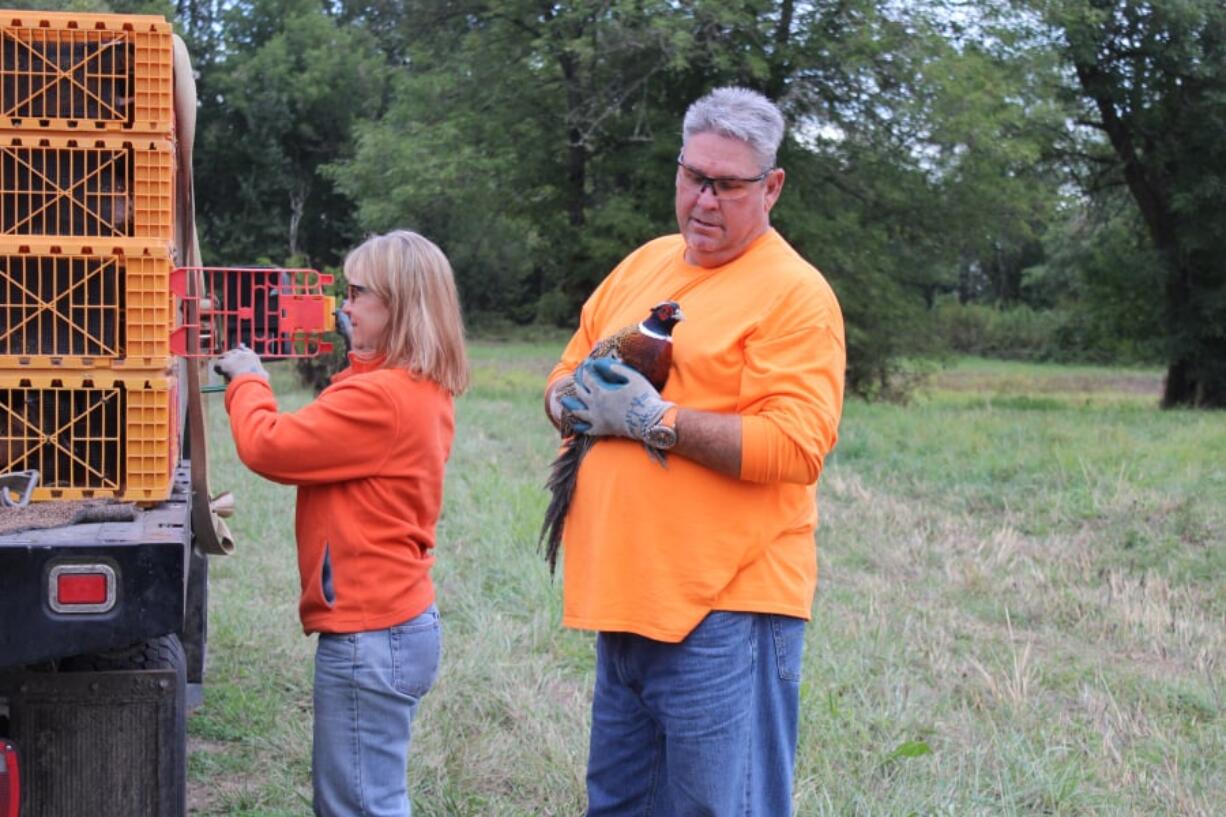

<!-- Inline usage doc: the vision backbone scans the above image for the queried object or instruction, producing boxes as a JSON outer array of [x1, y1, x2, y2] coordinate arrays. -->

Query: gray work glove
[[564, 357, 673, 442], [214, 344, 269, 383], [334, 307, 354, 353]]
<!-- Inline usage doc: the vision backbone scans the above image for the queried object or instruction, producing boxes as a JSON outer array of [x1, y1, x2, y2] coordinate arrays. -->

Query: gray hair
[[682, 87, 785, 171]]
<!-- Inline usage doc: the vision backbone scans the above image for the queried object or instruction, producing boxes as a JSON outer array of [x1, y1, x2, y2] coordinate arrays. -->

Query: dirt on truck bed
[[0, 500, 137, 535]]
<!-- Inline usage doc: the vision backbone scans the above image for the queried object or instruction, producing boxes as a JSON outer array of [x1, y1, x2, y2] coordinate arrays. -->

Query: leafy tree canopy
[[101, 0, 1224, 405]]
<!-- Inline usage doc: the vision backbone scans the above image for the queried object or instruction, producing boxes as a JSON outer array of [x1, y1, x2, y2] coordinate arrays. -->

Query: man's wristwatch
[[644, 406, 679, 450]]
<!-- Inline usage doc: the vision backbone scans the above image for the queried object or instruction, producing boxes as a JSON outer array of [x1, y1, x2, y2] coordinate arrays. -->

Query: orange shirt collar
[[331, 351, 387, 385]]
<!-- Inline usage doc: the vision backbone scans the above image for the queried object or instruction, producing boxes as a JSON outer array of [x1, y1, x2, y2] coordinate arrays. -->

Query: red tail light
[[58, 573, 108, 605], [0, 740, 18, 817], [49, 563, 117, 614]]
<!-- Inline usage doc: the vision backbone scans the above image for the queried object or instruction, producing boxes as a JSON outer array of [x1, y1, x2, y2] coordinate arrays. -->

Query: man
[[545, 86, 845, 816]]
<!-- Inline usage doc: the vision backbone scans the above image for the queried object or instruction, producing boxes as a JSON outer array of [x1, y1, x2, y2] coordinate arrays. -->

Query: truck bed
[[0, 464, 194, 669], [0, 465, 190, 547]]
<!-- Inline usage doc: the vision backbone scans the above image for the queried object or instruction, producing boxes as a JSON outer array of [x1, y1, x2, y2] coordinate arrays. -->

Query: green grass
[[187, 351, 1225, 816]]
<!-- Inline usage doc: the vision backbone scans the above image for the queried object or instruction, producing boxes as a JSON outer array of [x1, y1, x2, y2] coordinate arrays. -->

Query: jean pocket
[[390, 607, 441, 699], [316, 631, 355, 663], [769, 615, 805, 683]]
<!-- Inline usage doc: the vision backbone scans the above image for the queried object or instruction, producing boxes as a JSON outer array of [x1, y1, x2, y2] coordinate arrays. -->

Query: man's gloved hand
[[564, 357, 673, 442], [213, 344, 269, 383], [546, 374, 575, 431]]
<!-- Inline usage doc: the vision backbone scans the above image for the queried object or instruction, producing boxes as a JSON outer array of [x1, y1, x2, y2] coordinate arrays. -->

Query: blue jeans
[[586, 611, 806, 817], [312, 605, 441, 817]]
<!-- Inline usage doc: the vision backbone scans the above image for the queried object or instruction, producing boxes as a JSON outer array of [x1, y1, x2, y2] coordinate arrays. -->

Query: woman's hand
[[214, 344, 269, 382]]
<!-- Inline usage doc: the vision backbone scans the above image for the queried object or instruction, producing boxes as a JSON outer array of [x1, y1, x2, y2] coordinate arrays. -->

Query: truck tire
[[59, 634, 187, 674]]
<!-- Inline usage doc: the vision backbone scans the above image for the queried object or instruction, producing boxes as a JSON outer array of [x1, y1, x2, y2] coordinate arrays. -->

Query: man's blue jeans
[[312, 605, 441, 817], [586, 611, 806, 816]]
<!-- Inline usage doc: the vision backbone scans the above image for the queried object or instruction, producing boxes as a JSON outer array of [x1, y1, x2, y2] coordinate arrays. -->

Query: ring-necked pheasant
[[541, 300, 684, 574]]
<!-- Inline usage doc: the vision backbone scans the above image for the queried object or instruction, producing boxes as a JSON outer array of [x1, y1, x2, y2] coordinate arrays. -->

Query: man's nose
[[695, 181, 720, 206]]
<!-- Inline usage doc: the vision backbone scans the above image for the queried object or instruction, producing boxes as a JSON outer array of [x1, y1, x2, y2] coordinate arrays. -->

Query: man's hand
[[214, 344, 269, 383], [546, 374, 575, 431], [564, 357, 674, 442]]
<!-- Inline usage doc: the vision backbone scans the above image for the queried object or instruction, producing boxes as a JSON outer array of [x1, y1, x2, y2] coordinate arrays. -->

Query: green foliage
[[194, 1, 389, 268], [326, 70, 547, 321], [327, 0, 704, 320], [325, 1, 1068, 399], [935, 300, 1064, 361], [935, 295, 1165, 368], [914, 19, 1067, 306], [534, 289, 575, 329], [11, 0, 172, 11], [292, 334, 350, 394], [1033, 199, 1167, 363], [888, 740, 933, 761], [170, 0, 1226, 402], [1035, 0, 1226, 405]]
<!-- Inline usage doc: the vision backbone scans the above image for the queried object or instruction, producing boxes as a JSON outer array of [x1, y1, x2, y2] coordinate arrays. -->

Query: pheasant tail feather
[[539, 435, 596, 575]]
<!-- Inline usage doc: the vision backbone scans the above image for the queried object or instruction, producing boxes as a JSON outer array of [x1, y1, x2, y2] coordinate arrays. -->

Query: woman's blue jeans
[[586, 611, 806, 817], [312, 605, 441, 817]]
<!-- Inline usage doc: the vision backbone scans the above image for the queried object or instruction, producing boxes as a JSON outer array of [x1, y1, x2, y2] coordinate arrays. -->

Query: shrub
[[933, 299, 1165, 365], [534, 289, 575, 328], [294, 334, 350, 394], [934, 300, 1065, 361]]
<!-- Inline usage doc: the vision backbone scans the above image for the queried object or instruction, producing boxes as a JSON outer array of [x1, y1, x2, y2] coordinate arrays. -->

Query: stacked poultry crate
[[0, 11, 178, 503]]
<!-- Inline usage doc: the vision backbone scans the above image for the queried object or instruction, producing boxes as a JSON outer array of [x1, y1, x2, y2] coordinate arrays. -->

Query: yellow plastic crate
[[0, 371, 177, 502], [0, 134, 173, 239], [0, 11, 173, 134], [0, 238, 173, 369]]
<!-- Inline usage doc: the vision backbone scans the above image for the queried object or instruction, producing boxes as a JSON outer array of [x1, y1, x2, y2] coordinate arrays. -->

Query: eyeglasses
[[676, 155, 772, 200], [345, 283, 371, 301]]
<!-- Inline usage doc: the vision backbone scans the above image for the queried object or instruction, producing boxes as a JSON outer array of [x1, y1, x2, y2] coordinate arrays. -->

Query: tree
[[193, 0, 388, 267], [1026, 193, 1166, 363], [325, 1, 1084, 397], [331, 0, 717, 318], [331, 1, 1021, 393], [764, 1, 1068, 393], [1039, 0, 1226, 407]]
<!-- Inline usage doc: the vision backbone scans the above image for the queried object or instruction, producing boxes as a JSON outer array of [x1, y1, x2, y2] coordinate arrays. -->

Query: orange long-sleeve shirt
[[225, 355, 454, 634], [548, 229, 845, 642]]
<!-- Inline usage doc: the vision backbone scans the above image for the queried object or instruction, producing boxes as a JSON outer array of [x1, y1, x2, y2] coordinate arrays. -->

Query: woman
[[216, 230, 469, 817]]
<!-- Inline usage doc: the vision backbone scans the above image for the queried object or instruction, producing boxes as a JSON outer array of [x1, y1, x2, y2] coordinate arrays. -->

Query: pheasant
[[541, 300, 684, 574]]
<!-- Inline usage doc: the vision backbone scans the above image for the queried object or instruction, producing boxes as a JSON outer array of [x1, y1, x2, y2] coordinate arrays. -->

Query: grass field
[[187, 347, 1224, 816]]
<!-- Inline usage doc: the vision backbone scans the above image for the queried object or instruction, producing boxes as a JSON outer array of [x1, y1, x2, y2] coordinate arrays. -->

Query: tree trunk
[[1070, 58, 1226, 408], [559, 50, 587, 229], [1161, 253, 1226, 408], [1158, 358, 1225, 408], [552, 41, 591, 304], [767, 0, 795, 100], [288, 183, 308, 262]]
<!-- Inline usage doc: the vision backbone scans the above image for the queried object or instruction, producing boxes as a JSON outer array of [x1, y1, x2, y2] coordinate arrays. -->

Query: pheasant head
[[642, 301, 685, 339]]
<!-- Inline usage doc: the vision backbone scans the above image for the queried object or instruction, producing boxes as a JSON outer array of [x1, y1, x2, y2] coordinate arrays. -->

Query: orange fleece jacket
[[548, 229, 845, 642], [225, 355, 454, 634]]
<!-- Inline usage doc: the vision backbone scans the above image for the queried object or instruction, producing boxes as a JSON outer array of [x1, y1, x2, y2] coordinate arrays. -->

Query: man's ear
[[764, 167, 785, 213]]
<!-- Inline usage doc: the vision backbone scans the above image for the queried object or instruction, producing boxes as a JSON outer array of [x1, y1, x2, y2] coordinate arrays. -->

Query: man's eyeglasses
[[676, 156, 772, 200], [345, 283, 371, 301]]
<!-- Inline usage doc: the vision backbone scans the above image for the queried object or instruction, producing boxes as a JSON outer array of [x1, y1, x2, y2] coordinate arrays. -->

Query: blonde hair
[[343, 230, 469, 395]]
